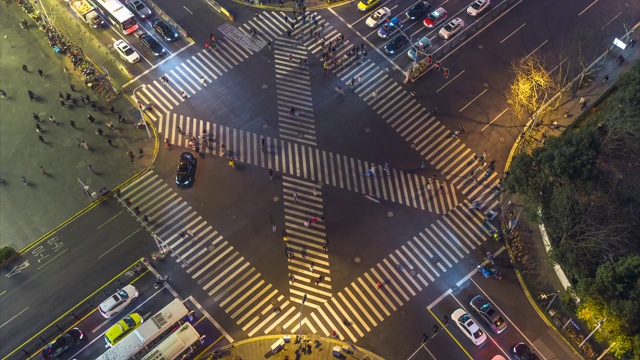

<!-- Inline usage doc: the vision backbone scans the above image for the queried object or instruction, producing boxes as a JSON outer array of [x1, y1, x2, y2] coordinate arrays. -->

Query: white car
[[439, 18, 464, 40], [366, 7, 391, 28], [98, 285, 139, 318], [467, 0, 490, 16], [452, 308, 487, 346], [114, 40, 140, 64]]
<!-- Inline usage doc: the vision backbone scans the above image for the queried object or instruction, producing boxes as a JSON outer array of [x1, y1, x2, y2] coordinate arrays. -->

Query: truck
[[69, 0, 104, 28]]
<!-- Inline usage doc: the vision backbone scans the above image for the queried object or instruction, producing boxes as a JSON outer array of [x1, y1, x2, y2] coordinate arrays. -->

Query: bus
[[92, 0, 138, 34], [96, 299, 193, 360], [141, 323, 205, 360]]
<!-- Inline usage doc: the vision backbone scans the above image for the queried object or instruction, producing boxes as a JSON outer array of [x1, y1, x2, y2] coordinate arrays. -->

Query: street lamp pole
[[579, 318, 606, 347], [132, 85, 151, 138], [298, 294, 307, 347], [4, 35, 13, 48]]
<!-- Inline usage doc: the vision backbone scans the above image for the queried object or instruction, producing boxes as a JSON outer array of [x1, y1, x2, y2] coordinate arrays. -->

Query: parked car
[[41, 328, 83, 360], [439, 18, 464, 39], [378, 17, 403, 39], [451, 308, 487, 346], [152, 19, 179, 42], [384, 34, 410, 55], [405, 0, 431, 21], [104, 313, 144, 346], [176, 152, 197, 187], [138, 33, 165, 56], [366, 7, 391, 27], [423, 7, 447, 28], [114, 39, 140, 64], [467, 0, 490, 16], [98, 285, 139, 318], [126, 0, 152, 19], [470, 295, 508, 333]]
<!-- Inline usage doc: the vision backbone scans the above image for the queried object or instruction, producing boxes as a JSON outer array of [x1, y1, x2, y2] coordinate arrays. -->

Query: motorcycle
[[490, 267, 503, 280], [153, 275, 169, 289], [477, 265, 491, 278]]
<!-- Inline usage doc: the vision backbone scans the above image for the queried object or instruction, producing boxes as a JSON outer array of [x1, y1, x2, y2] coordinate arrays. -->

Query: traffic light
[[444, 68, 449, 78], [435, 61, 441, 71], [427, 55, 432, 64]]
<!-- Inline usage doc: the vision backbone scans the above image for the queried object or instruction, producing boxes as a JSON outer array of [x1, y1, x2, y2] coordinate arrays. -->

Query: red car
[[423, 7, 447, 27]]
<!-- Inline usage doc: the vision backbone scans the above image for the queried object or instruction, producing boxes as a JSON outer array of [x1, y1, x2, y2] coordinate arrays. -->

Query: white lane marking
[[500, 23, 526, 44]]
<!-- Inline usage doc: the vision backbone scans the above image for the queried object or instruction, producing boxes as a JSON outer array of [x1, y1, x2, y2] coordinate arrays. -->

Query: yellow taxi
[[357, 0, 380, 12], [104, 312, 143, 346]]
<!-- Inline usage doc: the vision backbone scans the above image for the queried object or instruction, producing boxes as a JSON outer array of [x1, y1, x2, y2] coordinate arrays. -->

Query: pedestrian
[[40, 166, 47, 175], [36, 123, 42, 133], [60, 100, 66, 108], [37, 69, 45, 79], [309, 262, 314, 272], [109, 105, 115, 113], [384, 163, 390, 174], [87, 114, 95, 123], [85, 94, 91, 102], [33, 113, 40, 122], [28, 90, 36, 101], [320, 212, 325, 221], [88, 165, 96, 174], [579, 97, 585, 104], [70, 120, 78, 129], [376, 281, 383, 289], [38, 135, 45, 143], [22, 64, 29, 73], [186, 229, 194, 237], [581, 101, 587, 110], [267, 40, 271, 50], [289, 273, 295, 283], [48, 116, 56, 124], [21, 176, 29, 185], [107, 138, 113, 147], [161, 75, 169, 84], [304, 220, 310, 227], [433, 107, 438, 115], [302, 246, 307, 260], [312, 187, 317, 196], [433, 324, 440, 334], [272, 223, 277, 233], [70, 84, 76, 92], [181, 91, 188, 99], [118, 114, 125, 124], [289, 53, 293, 62], [371, 90, 377, 99], [0, 89, 6, 98], [293, 191, 297, 202], [66, 93, 72, 101], [200, 77, 207, 86], [603, 74, 610, 82], [322, 239, 328, 251], [269, 168, 273, 180], [630, 38, 637, 47], [81, 141, 89, 150], [134, 206, 141, 215], [128, 151, 135, 163], [422, 333, 429, 344]]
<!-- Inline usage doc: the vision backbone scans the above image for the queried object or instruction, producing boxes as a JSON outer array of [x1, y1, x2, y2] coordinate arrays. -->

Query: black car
[[512, 342, 539, 360], [138, 33, 165, 56], [176, 152, 196, 187], [405, 1, 431, 21], [384, 34, 410, 55], [41, 328, 83, 360], [152, 19, 179, 42]]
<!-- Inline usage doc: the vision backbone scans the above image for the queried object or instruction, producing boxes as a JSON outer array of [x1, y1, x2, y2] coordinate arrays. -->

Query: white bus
[[141, 323, 204, 360], [92, 0, 138, 34], [96, 299, 193, 360]]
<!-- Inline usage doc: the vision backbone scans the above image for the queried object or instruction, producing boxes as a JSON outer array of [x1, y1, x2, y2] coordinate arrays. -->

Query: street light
[[132, 84, 151, 138], [298, 294, 307, 347], [579, 318, 606, 347]]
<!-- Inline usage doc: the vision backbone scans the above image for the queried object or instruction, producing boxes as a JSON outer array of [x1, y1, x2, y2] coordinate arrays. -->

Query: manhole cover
[[354, 256, 361, 263], [410, 143, 417, 149], [262, 84, 268, 89], [364, 127, 371, 133], [273, 196, 280, 202], [208, 245, 215, 251], [387, 211, 394, 217]]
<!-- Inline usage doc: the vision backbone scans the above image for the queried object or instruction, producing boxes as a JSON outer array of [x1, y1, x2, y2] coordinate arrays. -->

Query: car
[[98, 285, 139, 318], [104, 313, 144, 346], [490, 356, 507, 360], [439, 18, 464, 39], [114, 40, 140, 64], [407, 35, 431, 60], [470, 295, 508, 333], [451, 308, 487, 346], [138, 33, 165, 56], [126, 0, 152, 19], [384, 34, 409, 55], [423, 7, 447, 28], [152, 19, 179, 42], [357, 0, 379, 12], [176, 152, 197, 187], [467, 0, 490, 16], [405, 1, 431, 21], [378, 17, 403, 39], [512, 342, 539, 360], [41, 328, 83, 360], [366, 7, 391, 28]]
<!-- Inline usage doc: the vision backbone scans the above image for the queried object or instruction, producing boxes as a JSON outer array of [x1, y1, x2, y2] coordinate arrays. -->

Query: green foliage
[[0, 246, 17, 263]]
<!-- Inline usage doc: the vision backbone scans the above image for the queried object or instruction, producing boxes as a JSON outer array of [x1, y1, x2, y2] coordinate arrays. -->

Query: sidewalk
[[207, 335, 385, 360], [502, 29, 639, 356], [0, 4, 155, 253]]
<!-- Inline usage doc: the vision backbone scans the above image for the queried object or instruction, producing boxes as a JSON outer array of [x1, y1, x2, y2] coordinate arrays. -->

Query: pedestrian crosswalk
[[292, 200, 498, 342], [274, 39, 317, 146], [121, 170, 298, 337], [157, 112, 459, 214], [282, 176, 331, 308]]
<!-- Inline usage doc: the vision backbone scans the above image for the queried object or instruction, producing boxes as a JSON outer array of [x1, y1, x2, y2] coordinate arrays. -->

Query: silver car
[[470, 295, 508, 334], [439, 18, 464, 39], [127, 0, 152, 19]]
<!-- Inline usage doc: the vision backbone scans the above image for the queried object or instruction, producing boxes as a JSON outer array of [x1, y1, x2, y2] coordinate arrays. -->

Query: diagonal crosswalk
[[156, 113, 460, 214], [274, 39, 317, 146], [282, 176, 331, 308]]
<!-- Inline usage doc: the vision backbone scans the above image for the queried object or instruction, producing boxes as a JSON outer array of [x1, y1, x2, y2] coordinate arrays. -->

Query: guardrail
[[145, 0, 191, 38]]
